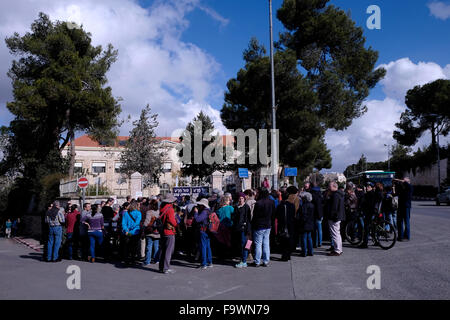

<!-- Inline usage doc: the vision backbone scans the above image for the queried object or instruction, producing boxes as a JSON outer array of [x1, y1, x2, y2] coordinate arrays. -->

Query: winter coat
[[298, 202, 315, 233], [234, 203, 252, 236], [324, 190, 345, 222], [251, 197, 276, 231], [275, 200, 296, 238]]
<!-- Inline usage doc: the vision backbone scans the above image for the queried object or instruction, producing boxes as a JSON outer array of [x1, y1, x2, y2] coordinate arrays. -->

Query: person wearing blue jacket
[[194, 198, 213, 269], [121, 200, 142, 264]]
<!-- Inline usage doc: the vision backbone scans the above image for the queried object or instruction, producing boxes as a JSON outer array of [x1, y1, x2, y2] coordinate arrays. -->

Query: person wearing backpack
[[275, 192, 296, 261], [298, 192, 315, 257], [142, 199, 161, 266], [121, 200, 142, 265], [194, 198, 213, 269], [158, 194, 178, 274]]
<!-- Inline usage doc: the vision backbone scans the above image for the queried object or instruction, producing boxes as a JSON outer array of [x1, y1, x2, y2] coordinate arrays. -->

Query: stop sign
[[78, 177, 89, 189]]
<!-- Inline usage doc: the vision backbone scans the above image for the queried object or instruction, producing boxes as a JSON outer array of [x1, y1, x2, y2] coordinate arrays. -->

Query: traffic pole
[[269, 0, 278, 190]]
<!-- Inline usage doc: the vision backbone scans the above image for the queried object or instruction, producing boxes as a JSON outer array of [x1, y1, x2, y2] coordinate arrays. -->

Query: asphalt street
[[0, 201, 449, 300]]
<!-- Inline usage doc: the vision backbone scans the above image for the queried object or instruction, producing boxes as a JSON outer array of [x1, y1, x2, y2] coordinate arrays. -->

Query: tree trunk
[[68, 129, 75, 178]]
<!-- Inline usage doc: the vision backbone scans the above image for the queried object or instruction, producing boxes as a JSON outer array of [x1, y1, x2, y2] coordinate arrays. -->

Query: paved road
[[0, 202, 449, 300]]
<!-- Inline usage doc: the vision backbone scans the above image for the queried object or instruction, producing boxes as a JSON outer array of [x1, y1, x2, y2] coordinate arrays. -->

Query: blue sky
[[0, 0, 449, 172]]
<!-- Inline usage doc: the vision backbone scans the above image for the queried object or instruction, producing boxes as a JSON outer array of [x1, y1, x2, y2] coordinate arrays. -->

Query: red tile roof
[[68, 135, 234, 147]]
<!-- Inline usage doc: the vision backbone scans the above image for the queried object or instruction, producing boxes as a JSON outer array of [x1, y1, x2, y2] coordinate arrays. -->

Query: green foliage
[[394, 79, 450, 149], [120, 105, 166, 186], [178, 111, 224, 181], [221, 0, 384, 179], [1, 13, 121, 217]]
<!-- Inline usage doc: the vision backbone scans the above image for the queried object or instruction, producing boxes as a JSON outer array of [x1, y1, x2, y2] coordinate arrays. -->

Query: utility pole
[[431, 114, 442, 194], [384, 144, 391, 171], [269, 0, 278, 190]]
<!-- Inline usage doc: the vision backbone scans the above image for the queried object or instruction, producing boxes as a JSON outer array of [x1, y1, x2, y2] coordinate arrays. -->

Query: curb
[[13, 237, 43, 252]]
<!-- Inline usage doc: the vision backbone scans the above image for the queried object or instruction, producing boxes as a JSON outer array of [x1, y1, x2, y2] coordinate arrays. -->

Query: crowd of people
[[40, 177, 413, 274]]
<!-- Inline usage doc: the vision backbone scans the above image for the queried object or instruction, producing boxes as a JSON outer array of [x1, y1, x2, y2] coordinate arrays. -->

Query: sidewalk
[[12, 236, 43, 252]]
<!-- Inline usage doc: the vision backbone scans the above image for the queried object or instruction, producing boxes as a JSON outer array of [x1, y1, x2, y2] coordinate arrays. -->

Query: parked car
[[436, 188, 450, 206]]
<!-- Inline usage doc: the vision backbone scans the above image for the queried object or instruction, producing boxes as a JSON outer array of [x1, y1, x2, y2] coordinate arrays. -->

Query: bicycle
[[345, 212, 397, 250]]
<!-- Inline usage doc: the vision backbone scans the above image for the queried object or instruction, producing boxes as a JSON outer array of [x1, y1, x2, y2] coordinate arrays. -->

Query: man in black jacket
[[324, 182, 345, 256], [251, 188, 276, 267], [359, 183, 376, 248]]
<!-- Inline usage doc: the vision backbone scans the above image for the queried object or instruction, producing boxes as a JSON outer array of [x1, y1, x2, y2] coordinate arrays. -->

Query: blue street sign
[[284, 168, 298, 177], [238, 168, 249, 178], [173, 187, 191, 198]]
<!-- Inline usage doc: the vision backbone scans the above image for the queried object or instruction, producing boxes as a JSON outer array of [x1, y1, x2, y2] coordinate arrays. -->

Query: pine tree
[[120, 105, 167, 187]]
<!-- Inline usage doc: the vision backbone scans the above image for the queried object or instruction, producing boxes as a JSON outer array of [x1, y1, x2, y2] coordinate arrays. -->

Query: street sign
[[238, 168, 249, 178], [77, 177, 89, 189], [173, 187, 191, 199], [284, 168, 298, 177]]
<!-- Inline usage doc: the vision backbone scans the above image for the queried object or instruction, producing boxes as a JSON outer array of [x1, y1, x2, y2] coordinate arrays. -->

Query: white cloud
[[0, 0, 228, 136], [377, 58, 450, 101], [325, 98, 405, 172], [326, 58, 450, 172], [427, 1, 450, 20]]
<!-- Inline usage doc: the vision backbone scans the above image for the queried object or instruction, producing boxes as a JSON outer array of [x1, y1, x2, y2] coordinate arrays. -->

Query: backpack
[[208, 212, 220, 234], [152, 217, 164, 235]]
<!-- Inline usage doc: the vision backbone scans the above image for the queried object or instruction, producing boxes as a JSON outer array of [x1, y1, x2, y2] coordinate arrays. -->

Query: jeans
[[301, 232, 314, 255], [398, 207, 411, 240], [47, 226, 63, 261], [314, 219, 323, 247], [144, 236, 159, 264], [200, 231, 213, 266], [88, 231, 103, 259], [240, 231, 249, 263], [253, 228, 271, 265], [66, 232, 78, 259]]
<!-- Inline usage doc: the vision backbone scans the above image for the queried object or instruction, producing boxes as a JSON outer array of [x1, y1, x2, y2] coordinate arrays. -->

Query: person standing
[[5, 219, 12, 238], [101, 198, 115, 261], [159, 194, 178, 274], [298, 192, 315, 257], [359, 183, 376, 249], [234, 193, 252, 268], [121, 200, 142, 264], [324, 182, 345, 256], [45, 201, 65, 262], [194, 198, 213, 269], [395, 178, 413, 241], [79, 203, 91, 261], [309, 183, 324, 248], [65, 204, 80, 260], [215, 196, 235, 258], [82, 204, 104, 263], [251, 188, 276, 267], [275, 192, 296, 261], [143, 199, 161, 266]]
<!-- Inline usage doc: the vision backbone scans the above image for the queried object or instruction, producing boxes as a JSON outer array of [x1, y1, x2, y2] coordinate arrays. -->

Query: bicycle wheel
[[345, 219, 363, 246], [373, 220, 397, 250]]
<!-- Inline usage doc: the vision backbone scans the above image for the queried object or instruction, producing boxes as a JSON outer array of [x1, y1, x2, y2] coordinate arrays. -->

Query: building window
[[115, 162, 122, 173], [92, 162, 106, 173], [162, 162, 172, 173], [74, 162, 83, 174]]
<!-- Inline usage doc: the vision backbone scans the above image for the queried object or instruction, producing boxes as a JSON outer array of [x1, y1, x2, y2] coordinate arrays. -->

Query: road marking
[[198, 285, 243, 300]]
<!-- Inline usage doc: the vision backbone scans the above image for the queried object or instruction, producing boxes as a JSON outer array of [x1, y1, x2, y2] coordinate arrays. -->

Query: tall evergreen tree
[[394, 79, 450, 150], [178, 111, 224, 182], [1, 13, 121, 217], [221, 0, 385, 178], [120, 105, 166, 187]]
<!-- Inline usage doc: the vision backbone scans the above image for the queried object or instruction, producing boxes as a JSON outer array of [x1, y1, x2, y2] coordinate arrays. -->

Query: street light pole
[[384, 144, 390, 171], [269, 0, 278, 190]]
